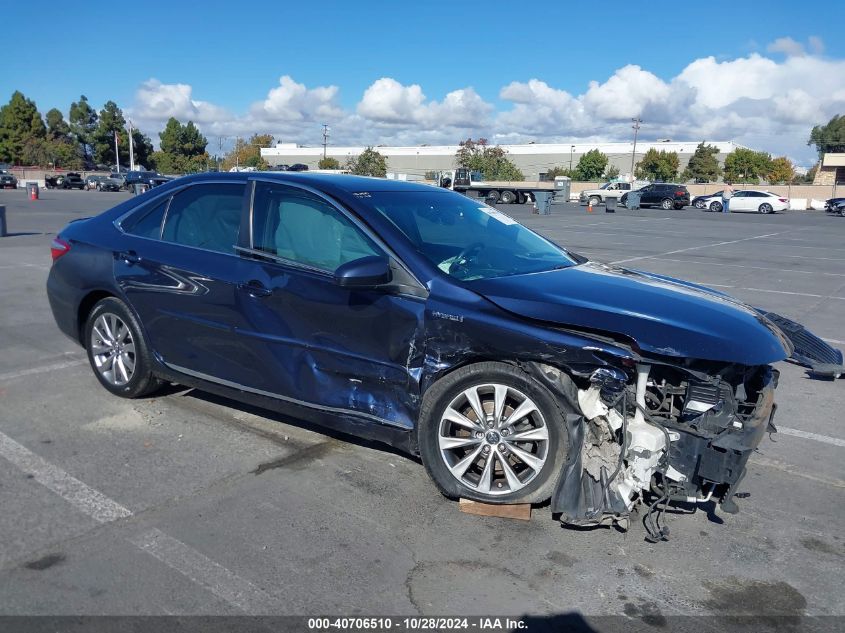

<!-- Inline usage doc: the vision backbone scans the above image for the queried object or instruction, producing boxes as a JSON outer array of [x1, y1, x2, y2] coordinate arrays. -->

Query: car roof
[[171, 171, 436, 193]]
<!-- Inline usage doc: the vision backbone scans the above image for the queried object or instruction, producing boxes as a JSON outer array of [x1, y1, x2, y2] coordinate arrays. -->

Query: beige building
[[260, 141, 745, 181], [813, 153, 845, 186]]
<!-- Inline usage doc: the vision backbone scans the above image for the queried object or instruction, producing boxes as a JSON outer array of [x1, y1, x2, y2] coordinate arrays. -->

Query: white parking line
[[777, 427, 845, 448], [823, 337, 845, 345], [610, 231, 790, 264], [0, 431, 132, 522], [651, 257, 845, 277], [130, 528, 282, 614], [0, 429, 282, 614], [0, 358, 87, 382]]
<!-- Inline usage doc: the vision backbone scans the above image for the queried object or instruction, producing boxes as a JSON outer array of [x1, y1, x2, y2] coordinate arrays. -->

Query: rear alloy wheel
[[500, 190, 516, 204], [661, 198, 674, 210], [759, 203, 773, 214], [418, 362, 570, 504], [709, 201, 723, 212], [85, 297, 161, 398]]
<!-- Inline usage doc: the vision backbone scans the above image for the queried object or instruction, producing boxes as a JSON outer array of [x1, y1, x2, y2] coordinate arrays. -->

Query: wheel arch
[[77, 289, 117, 343]]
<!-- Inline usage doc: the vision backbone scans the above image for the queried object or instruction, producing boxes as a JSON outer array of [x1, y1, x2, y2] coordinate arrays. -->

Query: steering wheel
[[449, 242, 485, 277]]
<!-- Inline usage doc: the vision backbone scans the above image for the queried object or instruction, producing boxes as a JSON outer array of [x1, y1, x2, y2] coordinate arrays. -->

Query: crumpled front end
[[535, 360, 777, 540]]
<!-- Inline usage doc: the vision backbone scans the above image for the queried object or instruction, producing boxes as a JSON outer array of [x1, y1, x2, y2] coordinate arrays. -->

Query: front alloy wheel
[[418, 362, 570, 504], [438, 384, 548, 496]]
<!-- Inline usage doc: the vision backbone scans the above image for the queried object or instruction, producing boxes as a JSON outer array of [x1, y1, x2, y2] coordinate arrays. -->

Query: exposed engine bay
[[535, 361, 778, 541]]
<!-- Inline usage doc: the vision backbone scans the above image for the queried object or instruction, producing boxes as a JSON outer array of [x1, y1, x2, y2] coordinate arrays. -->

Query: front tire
[[84, 297, 161, 398], [589, 195, 601, 206], [694, 200, 705, 209], [418, 362, 571, 505]]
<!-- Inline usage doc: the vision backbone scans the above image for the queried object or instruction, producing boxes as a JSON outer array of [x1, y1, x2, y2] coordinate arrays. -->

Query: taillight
[[676, 190, 685, 195], [779, 198, 787, 203], [50, 237, 71, 262]]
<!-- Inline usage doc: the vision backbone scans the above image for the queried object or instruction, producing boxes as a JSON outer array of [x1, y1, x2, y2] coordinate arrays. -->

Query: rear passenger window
[[161, 184, 245, 254], [124, 198, 169, 239]]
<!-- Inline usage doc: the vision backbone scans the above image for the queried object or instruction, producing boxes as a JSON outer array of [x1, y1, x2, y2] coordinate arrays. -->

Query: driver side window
[[251, 182, 382, 271]]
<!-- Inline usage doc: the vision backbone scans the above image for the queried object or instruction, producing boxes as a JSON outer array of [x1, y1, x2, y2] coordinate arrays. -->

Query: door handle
[[238, 280, 272, 297], [119, 250, 141, 264]]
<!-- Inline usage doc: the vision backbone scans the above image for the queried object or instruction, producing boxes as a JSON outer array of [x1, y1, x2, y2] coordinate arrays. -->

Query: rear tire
[[84, 297, 161, 399], [709, 201, 723, 212], [500, 190, 516, 204], [418, 362, 571, 505], [759, 203, 773, 214], [661, 198, 674, 210], [485, 190, 500, 203]]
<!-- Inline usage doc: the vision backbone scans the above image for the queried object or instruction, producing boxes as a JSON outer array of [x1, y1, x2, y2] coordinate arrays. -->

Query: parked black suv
[[125, 171, 171, 189], [621, 183, 690, 210]]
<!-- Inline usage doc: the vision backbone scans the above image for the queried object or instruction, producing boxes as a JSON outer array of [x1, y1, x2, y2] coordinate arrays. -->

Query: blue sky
[[2, 0, 844, 163]]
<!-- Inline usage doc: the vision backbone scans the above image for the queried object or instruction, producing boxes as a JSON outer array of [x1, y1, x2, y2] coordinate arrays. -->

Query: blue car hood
[[469, 262, 791, 366]]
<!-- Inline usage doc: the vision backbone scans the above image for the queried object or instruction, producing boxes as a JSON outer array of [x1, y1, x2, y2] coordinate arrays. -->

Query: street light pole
[[630, 117, 642, 178], [127, 120, 135, 172], [322, 124, 329, 160], [570, 145, 575, 173]]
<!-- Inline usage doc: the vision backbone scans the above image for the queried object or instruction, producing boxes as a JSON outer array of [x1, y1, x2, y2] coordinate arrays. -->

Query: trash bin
[[553, 176, 571, 204], [626, 191, 642, 210], [133, 183, 149, 195], [26, 182, 39, 201], [534, 191, 553, 215], [605, 196, 617, 213], [0, 205, 7, 237]]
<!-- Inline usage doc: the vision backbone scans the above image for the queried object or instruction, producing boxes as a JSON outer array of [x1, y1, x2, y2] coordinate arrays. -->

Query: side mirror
[[334, 256, 392, 288]]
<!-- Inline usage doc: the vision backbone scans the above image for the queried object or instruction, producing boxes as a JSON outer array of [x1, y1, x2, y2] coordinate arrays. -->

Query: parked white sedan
[[707, 190, 789, 214]]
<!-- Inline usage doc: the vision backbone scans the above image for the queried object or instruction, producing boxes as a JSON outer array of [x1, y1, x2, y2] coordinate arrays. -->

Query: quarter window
[[124, 197, 169, 239], [251, 182, 381, 271], [161, 183, 245, 254]]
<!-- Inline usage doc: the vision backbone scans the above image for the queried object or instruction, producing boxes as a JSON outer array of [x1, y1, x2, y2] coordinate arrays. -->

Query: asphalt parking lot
[[0, 189, 843, 628]]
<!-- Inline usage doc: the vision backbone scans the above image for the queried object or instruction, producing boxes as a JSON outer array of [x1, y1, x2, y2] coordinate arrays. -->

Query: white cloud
[[808, 36, 825, 55], [767, 36, 806, 57], [127, 42, 845, 164], [356, 77, 492, 129]]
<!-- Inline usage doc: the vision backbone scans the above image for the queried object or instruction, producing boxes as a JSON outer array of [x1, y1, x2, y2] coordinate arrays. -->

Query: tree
[[604, 164, 621, 179], [346, 147, 388, 177], [69, 96, 98, 166], [154, 117, 209, 173], [455, 138, 524, 181], [572, 149, 608, 181], [544, 166, 573, 179], [222, 134, 272, 171], [318, 156, 340, 169], [0, 91, 47, 164], [808, 114, 845, 158], [768, 156, 795, 184], [43, 108, 83, 170], [723, 148, 771, 183], [92, 101, 127, 167], [682, 142, 722, 182], [635, 148, 679, 182]]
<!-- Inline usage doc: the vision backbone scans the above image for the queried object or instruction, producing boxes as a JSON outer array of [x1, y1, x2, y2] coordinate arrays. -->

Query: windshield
[[367, 191, 577, 281]]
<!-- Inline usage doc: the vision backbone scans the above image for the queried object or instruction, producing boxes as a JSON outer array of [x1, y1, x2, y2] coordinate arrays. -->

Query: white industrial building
[[260, 141, 746, 180]]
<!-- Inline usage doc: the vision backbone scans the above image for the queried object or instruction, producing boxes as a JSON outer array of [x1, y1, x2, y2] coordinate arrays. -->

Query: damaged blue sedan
[[46, 173, 841, 538]]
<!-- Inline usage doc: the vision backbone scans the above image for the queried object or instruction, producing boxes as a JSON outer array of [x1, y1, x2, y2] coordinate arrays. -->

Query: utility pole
[[217, 136, 226, 172], [630, 117, 642, 178], [127, 120, 135, 172], [570, 144, 575, 173], [322, 124, 330, 159]]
